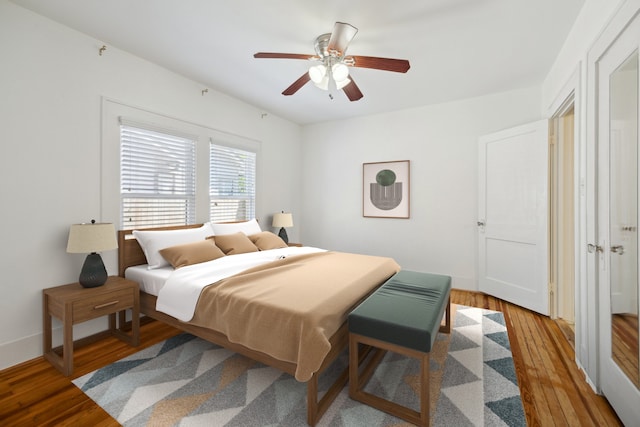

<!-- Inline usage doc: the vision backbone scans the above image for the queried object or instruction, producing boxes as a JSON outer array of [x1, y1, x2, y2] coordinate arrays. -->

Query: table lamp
[[272, 212, 293, 244], [66, 220, 118, 288]]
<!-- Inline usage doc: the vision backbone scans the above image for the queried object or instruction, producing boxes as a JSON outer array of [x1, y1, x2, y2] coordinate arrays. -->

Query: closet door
[[596, 10, 640, 424]]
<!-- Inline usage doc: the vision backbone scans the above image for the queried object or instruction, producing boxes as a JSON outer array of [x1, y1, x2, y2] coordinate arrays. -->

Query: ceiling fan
[[254, 22, 410, 101]]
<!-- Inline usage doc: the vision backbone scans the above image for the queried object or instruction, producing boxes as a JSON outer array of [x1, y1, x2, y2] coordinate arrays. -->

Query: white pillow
[[133, 224, 214, 269], [210, 218, 262, 236]]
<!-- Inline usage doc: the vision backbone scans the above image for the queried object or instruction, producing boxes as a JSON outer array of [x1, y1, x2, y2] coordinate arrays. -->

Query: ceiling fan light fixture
[[309, 64, 327, 83], [332, 63, 349, 82], [255, 22, 410, 101]]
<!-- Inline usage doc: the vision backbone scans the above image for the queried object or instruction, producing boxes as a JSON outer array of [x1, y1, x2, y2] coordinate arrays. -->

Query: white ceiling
[[11, 0, 585, 125]]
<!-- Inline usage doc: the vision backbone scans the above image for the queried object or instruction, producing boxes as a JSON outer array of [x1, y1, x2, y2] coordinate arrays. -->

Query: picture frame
[[363, 160, 410, 218]]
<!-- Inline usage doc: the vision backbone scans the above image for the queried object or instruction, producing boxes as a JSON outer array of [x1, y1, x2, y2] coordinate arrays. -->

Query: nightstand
[[42, 276, 140, 376]]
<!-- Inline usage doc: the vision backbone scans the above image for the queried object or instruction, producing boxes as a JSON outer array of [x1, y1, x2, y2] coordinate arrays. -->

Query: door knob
[[611, 245, 625, 255], [587, 243, 603, 253]]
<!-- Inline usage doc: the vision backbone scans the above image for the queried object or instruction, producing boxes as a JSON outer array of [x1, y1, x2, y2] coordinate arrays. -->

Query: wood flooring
[[0, 290, 623, 426]]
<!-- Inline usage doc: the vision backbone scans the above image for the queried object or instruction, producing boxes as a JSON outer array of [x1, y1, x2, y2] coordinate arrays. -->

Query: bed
[[117, 222, 400, 425]]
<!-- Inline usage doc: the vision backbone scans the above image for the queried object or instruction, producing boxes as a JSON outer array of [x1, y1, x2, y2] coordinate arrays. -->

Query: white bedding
[[128, 246, 326, 322], [125, 265, 173, 296]]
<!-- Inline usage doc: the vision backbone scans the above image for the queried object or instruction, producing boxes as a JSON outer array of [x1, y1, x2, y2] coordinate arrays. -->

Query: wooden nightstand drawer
[[72, 288, 134, 323]]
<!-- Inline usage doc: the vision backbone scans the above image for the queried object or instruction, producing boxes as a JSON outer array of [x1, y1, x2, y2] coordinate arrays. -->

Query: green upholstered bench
[[348, 270, 451, 427]]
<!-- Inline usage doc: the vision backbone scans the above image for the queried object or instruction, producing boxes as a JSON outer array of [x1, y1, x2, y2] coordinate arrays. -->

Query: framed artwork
[[363, 160, 410, 218]]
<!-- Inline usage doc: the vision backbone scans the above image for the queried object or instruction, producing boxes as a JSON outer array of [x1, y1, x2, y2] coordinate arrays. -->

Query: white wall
[[300, 87, 542, 291], [542, 0, 624, 111], [0, 0, 302, 370]]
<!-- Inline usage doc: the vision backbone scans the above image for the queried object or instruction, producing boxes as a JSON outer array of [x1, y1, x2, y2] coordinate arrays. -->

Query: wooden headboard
[[117, 224, 204, 277]]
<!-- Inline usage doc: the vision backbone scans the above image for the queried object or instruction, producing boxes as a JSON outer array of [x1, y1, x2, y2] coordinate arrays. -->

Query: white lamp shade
[[308, 64, 327, 83], [332, 63, 350, 82], [272, 213, 293, 228], [313, 75, 329, 91], [67, 223, 118, 253]]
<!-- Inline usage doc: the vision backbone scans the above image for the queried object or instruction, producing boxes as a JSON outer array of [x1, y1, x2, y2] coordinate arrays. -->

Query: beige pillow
[[133, 224, 215, 269], [214, 232, 259, 255], [160, 239, 225, 268], [249, 231, 288, 250]]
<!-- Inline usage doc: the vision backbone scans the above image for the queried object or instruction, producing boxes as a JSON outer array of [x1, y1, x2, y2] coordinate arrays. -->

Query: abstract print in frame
[[363, 160, 410, 218]]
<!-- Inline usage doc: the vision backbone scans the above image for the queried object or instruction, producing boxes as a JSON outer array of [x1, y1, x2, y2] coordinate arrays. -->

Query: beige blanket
[[189, 251, 400, 381]]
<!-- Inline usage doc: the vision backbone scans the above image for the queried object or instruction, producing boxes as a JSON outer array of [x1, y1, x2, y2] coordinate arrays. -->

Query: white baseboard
[[0, 317, 108, 371], [451, 276, 477, 291]]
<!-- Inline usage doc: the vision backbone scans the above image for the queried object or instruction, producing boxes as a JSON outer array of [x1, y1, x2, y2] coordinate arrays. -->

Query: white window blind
[[210, 143, 256, 223], [120, 123, 196, 229]]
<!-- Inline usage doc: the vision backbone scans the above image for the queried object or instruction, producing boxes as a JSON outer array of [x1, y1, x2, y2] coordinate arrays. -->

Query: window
[[120, 123, 196, 229], [209, 143, 256, 222]]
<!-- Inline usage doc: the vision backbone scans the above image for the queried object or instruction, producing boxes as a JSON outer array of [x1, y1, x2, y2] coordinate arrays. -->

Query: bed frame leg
[[306, 365, 350, 426], [307, 374, 319, 426]]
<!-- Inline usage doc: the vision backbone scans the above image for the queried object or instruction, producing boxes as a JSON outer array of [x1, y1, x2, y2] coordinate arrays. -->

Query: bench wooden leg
[[349, 333, 431, 427], [439, 296, 451, 334], [420, 351, 430, 427]]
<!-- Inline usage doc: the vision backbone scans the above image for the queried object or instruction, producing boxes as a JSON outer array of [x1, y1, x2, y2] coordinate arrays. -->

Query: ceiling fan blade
[[282, 73, 311, 96], [254, 52, 318, 60], [342, 78, 363, 101], [347, 55, 410, 73], [327, 22, 358, 57]]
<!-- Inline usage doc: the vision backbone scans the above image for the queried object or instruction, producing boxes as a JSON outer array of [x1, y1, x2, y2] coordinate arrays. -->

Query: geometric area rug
[[73, 306, 524, 426], [434, 306, 525, 426]]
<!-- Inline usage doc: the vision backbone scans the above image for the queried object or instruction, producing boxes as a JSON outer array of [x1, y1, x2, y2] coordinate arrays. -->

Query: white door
[[478, 120, 549, 315], [596, 11, 640, 424]]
